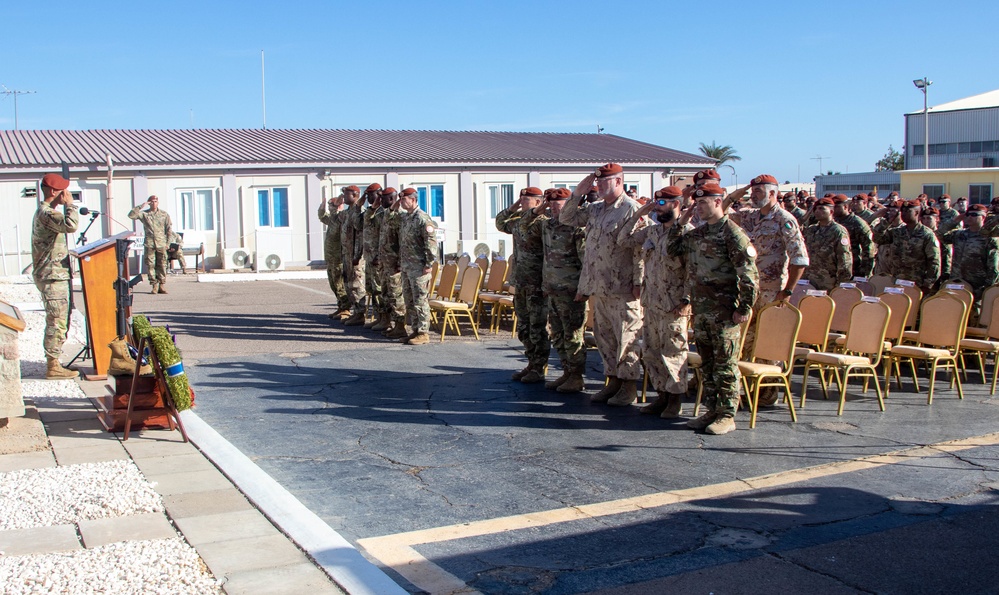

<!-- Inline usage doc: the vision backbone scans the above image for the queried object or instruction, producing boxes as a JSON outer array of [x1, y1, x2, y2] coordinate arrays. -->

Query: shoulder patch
[[784, 222, 792, 229], [746, 244, 758, 258], [841, 238, 849, 246]]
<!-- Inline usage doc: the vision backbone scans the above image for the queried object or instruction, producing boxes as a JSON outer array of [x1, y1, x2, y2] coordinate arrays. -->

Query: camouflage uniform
[[872, 221, 941, 293], [560, 192, 644, 381], [527, 210, 586, 375], [871, 219, 897, 277], [619, 217, 691, 395], [362, 205, 384, 316], [399, 208, 437, 333], [496, 206, 550, 372], [378, 209, 406, 322], [788, 205, 807, 225], [835, 212, 876, 278], [340, 203, 367, 315], [31, 202, 80, 359], [167, 230, 186, 271], [318, 203, 348, 308], [668, 216, 759, 417], [941, 228, 999, 297], [802, 221, 853, 291], [128, 204, 172, 289], [857, 208, 878, 225], [939, 207, 961, 230]]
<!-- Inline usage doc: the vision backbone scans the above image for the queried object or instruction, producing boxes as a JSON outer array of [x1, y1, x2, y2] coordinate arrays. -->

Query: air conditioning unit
[[224, 247, 252, 270], [260, 253, 284, 271], [255, 229, 293, 272]]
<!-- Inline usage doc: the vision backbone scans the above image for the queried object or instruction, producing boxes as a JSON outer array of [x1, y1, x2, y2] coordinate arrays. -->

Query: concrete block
[[133, 452, 219, 477], [78, 512, 178, 548], [122, 434, 199, 459], [174, 509, 281, 545], [221, 562, 344, 595], [162, 489, 254, 519], [0, 449, 57, 472], [196, 534, 310, 575], [0, 524, 81, 556], [151, 468, 234, 496], [52, 441, 129, 465]]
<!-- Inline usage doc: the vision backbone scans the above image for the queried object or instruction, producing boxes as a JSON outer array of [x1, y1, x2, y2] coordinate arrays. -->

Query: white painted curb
[[197, 270, 327, 282], [179, 410, 407, 595]]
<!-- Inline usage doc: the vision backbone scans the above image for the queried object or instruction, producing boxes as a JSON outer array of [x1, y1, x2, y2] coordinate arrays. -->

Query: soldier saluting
[[128, 195, 173, 294]]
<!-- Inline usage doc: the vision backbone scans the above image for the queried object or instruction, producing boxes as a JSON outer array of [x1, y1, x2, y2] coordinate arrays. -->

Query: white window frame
[[176, 188, 218, 232], [969, 184, 993, 205], [255, 187, 291, 228], [922, 184, 946, 199], [487, 183, 515, 218]]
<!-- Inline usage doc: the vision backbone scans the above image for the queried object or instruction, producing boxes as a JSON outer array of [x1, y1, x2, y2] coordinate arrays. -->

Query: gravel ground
[[0, 538, 222, 594]]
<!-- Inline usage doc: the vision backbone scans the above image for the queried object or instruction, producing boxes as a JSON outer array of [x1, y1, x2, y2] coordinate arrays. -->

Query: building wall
[[815, 171, 901, 197], [906, 107, 999, 169], [899, 168, 999, 204]]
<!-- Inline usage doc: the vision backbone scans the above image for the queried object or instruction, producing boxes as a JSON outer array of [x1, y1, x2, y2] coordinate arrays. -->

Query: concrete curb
[[179, 410, 407, 595], [197, 271, 327, 283]]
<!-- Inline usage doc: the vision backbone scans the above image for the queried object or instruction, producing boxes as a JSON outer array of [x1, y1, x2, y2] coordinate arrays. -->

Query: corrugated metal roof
[[905, 88, 999, 115], [0, 129, 711, 168]]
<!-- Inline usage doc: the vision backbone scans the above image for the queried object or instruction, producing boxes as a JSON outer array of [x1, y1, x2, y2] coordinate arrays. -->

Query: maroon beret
[[41, 173, 70, 190], [939, 194, 951, 200], [400, 188, 417, 197], [902, 200, 922, 209], [345, 185, 360, 193], [657, 186, 683, 199], [520, 187, 543, 197], [365, 183, 382, 193], [853, 193, 868, 201], [797, 190, 809, 199], [833, 194, 850, 204], [922, 207, 939, 216], [815, 197, 835, 207], [551, 188, 572, 199], [693, 184, 724, 197], [596, 163, 624, 178], [694, 169, 721, 182], [381, 187, 397, 196], [750, 174, 779, 186], [968, 204, 988, 214]]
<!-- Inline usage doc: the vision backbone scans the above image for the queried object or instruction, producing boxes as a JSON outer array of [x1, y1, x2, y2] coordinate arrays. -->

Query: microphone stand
[[67, 211, 101, 367]]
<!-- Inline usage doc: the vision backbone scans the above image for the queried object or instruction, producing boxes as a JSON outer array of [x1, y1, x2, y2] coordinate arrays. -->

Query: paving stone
[[0, 524, 81, 556], [133, 451, 219, 477], [196, 534, 310, 575], [44, 416, 109, 437], [0, 447, 56, 472], [78, 512, 178, 548], [51, 440, 128, 465], [162, 489, 255, 519], [151, 468, 234, 496], [121, 434, 198, 458], [48, 431, 121, 452], [36, 407, 97, 423], [221, 562, 345, 595], [174, 509, 280, 545]]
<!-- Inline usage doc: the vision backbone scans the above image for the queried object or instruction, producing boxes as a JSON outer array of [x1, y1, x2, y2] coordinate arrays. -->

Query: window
[[922, 185, 945, 199], [178, 189, 216, 231], [488, 184, 514, 218], [257, 187, 289, 227], [969, 184, 993, 205]]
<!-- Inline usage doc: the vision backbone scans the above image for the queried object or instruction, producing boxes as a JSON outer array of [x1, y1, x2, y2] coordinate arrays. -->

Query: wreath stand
[[119, 334, 189, 442]]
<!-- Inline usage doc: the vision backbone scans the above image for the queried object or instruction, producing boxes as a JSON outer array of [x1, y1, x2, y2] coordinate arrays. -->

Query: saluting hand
[[636, 201, 655, 218], [677, 202, 696, 226], [572, 173, 597, 199]]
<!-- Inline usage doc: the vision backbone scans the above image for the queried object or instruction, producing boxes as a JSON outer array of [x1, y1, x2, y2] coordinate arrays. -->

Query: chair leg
[[693, 368, 703, 416], [953, 358, 964, 400], [991, 352, 999, 395], [466, 311, 480, 340], [909, 359, 920, 392], [800, 362, 812, 408], [926, 359, 938, 404], [783, 377, 797, 422], [870, 368, 886, 412], [837, 367, 850, 415], [749, 379, 760, 429]]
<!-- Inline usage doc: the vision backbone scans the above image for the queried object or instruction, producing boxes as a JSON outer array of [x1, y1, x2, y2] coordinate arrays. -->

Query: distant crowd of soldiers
[[319, 166, 999, 436]]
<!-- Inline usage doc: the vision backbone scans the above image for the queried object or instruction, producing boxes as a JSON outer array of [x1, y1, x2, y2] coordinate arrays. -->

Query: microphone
[[79, 207, 101, 216]]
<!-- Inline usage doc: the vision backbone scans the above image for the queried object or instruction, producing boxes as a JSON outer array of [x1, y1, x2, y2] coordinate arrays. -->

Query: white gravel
[[0, 460, 163, 531], [0, 537, 221, 594], [20, 379, 87, 400]]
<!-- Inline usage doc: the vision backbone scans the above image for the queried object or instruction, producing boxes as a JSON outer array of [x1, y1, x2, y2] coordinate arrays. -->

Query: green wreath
[[130, 315, 192, 411]]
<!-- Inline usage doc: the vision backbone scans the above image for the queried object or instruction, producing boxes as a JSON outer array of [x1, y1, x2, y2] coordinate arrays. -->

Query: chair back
[[435, 261, 458, 299], [979, 284, 999, 328], [853, 280, 876, 296], [986, 294, 999, 340], [736, 309, 755, 355], [456, 265, 484, 305], [916, 293, 967, 349], [877, 291, 912, 343], [843, 299, 891, 359], [796, 294, 835, 350], [829, 286, 863, 333], [502, 254, 516, 293], [482, 259, 508, 292], [938, 286, 974, 324], [789, 281, 815, 307], [474, 257, 489, 287], [455, 254, 471, 283], [893, 284, 922, 328], [427, 260, 440, 293], [750, 303, 801, 366], [868, 274, 894, 296]]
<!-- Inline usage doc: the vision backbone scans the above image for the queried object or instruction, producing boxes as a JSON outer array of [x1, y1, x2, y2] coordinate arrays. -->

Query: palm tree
[[698, 142, 742, 167]]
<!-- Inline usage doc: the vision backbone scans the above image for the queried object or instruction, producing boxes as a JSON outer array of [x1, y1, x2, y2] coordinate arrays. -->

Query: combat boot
[[343, 311, 365, 326], [756, 386, 780, 407], [607, 380, 638, 406], [520, 367, 545, 384], [556, 369, 585, 393], [385, 323, 409, 340], [705, 414, 736, 435], [150, 283, 159, 294], [371, 313, 391, 331], [363, 314, 378, 328], [406, 332, 430, 345], [401, 330, 420, 343], [46, 357, 79, 380], [511, 365, 532, 381], [591, 376, 622, 402], [661, 393, 684, 419], [640, 392, 670, 415], [686, 411, 718, 430], [158, 284, 168, 294], [545, 368, 571, 390]]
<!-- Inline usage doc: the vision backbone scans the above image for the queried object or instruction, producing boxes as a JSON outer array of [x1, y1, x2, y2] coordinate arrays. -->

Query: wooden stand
[[115, 335, 188, 442], [70, 231, 134, 380], [96, 373, 173, 432]]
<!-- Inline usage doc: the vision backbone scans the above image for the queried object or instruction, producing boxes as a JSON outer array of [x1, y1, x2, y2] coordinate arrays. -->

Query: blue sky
[[3, 0, 995, 185]]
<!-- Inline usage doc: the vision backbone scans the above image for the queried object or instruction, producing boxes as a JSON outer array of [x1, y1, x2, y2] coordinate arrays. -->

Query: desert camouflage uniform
[[668, 216, 759, 417], [619, 216, 692, 395], [400, 208, 437, 333], [378, 209, 406, 321], [787, 205, 807, 225], [941, 228, 999, 297], [802, 221, 853, 291], [128, 205, 172, 288], [318, 203, 348, 307], [872, 221, 941, 293], [560, 191, 645, 381], [340, 203, 367, 315], [166, 230, 186, 271], [527, 209, 586, 375], [496, 206, 550, 372], [362, 205, 384, 316], [835, 212, 876, 278], [31, 202, 79, 359]]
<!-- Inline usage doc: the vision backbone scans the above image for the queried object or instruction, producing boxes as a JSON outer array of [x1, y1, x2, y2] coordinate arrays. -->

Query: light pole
[[913, 77, 932, 169], [721, 164, 737, 188]]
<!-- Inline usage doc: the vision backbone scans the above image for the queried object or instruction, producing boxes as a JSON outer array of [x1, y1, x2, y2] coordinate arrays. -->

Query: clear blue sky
[[3, 0, 995, 186]]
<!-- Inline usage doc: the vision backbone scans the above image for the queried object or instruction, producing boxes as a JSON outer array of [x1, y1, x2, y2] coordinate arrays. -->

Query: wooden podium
[[70, 231, 134, 380]]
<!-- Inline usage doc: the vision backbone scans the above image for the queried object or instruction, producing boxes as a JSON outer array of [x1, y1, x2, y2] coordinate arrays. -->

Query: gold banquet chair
[[964, 284, 999, 338], [800, 298, 891, 415], [959, 294, 999, 394], [867, 274, 894, 296], [428, 261, 458, 326], [827, 285, 864, 346], [690, 310, 753, 417], [885, 293, 967, 404], [429, 264, 484, 342], [475, 258, 508, 327], [738, 303, 802, 429]]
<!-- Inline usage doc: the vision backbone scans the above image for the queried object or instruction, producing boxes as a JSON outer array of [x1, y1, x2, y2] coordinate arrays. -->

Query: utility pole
[[811, 155, 829, 175], [1, 85, 37, 130]]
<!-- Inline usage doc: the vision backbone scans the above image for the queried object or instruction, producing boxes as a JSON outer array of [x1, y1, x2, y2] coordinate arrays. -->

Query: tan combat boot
[[150, 283, 159, 294], [640, 392, 670, 415], [545, 368, 571, 390], [607, 380, 638, 406], [343, 311, 366, 326], [406, 332, 430, 345], [705, 414, 736, 435], [556, 369, 585, 393], [686, 410, 718, 430], [371, 313, 391, 332], [385, 320, 409, 339], [591, 376, 622, 402], [158, 284, 168, 294], [363, 313, 378, 328], [520, 366, 546, 384], [511, 365, 532, 381], [661, 393, 684, 419], [46, 357, 79, 380]]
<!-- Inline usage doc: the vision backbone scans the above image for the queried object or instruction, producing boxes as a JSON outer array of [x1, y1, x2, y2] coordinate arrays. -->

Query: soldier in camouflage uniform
[[377, 188, 408, 338], [872, 200, 941, 295], [853, 194, 878, 225], [361, 183, 385, 328], [937, 195, 961, 230], [524, 188, 586, 392], [561, 163, 645, 406], [920, 208, 949, 289], [496, 187, 550, 383], [946, 205, 999, 298], [668, 184, 759, 435], [619, 186, 692, 418], [398, 188, 437, 345], [833, 195, 876, 278], [31, 173, 80, 379], [167, 230, 187, 274], [802, 197, 853, 291], [318, 191, 349, 318], [871, 199, 901, 277], [781, 193, 807, 225], [128, 195, 173, 294], [339, 185, 367, 326]]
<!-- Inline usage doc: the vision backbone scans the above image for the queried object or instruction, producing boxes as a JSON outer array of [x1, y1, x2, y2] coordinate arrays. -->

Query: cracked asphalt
[[136, 275, 999, 594]]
